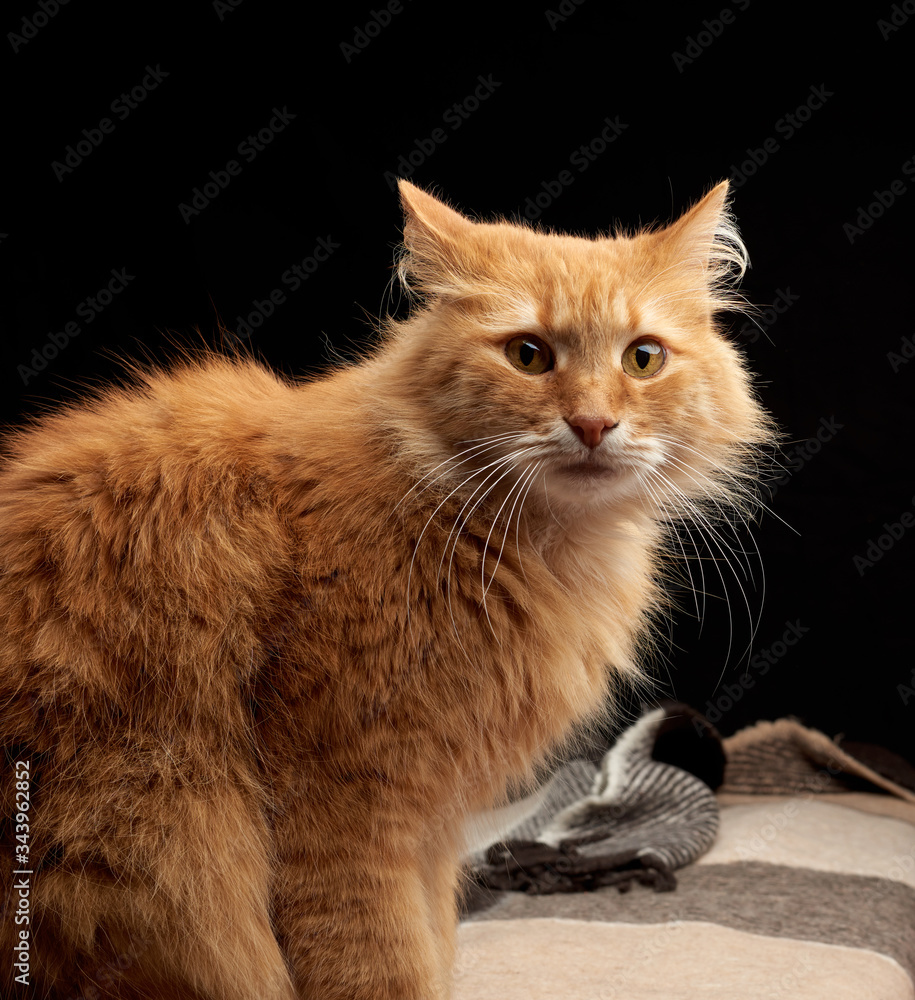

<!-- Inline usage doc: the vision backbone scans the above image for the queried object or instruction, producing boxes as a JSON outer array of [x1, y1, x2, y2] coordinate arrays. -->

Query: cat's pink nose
[[566, 416, 618, 449]]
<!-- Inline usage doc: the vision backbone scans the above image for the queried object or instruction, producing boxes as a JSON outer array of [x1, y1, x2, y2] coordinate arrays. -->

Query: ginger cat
[[0, 180, 771, 998]]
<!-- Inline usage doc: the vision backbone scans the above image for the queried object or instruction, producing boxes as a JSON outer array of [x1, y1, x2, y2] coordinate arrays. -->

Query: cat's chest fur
[[263, 410, 653, 812]]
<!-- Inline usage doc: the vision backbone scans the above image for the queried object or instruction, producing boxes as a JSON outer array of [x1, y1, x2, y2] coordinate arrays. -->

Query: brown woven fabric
[[720, 719, 915, 803]]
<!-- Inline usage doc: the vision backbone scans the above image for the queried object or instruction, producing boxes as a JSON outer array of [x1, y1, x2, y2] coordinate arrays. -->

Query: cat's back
[[0, 356, 308, 736], [0, 356, 297, 566], [0, 354, 293, 489]]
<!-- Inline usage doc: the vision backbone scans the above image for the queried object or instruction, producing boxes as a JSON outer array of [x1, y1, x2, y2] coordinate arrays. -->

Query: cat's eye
[[505, 335, 555, 375], [621, 338, 666, 378]]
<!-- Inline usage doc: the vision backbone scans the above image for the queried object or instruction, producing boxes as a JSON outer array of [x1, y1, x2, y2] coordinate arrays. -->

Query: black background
[[3, 2, 914, 759]]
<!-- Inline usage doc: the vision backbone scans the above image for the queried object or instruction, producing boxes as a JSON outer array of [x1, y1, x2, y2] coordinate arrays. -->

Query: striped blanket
[[459, 709, 915, 1000]]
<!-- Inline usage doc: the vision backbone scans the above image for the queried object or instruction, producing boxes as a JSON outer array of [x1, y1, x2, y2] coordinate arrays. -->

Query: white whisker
[[406, 447, 533, 633], [652, 466, 758, 675], [651, 432, 798, 536], [392, 432, 526, 513], [517, 460, 545, 582], [439, 447, 539, 646], [635, 469, 704, 629], [482, 457, 542, 601]]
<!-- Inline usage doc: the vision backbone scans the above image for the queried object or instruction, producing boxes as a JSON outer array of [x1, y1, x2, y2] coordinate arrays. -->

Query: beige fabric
[[716, 791, 915, 824], [454, 919, 915, 1000], [697, 799, 915, 887]]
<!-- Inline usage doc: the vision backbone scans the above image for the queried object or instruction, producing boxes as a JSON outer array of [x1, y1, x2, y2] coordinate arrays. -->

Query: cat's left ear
[[397, 180, 475, 296], [656, 181, 748, 293]]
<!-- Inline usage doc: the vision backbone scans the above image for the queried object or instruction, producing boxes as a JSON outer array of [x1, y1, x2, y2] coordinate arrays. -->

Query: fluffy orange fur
[[0, 181, 772, 998]]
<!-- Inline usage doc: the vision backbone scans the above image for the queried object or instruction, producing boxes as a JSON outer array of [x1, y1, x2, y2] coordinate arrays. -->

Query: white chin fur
[[541, 463, 642, 508]]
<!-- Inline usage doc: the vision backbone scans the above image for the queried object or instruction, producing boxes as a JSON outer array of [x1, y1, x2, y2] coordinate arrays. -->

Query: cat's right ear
[[397, 180, 475, 297]]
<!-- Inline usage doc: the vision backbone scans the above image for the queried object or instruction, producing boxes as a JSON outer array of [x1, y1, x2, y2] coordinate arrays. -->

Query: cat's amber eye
[[505, 335, 555, 375], [621, 338, 666, 378]]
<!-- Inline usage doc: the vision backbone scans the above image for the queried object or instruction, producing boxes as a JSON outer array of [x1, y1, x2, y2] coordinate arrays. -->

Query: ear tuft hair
[[396, 180, 475, 299], [657, 181, 749, 313]]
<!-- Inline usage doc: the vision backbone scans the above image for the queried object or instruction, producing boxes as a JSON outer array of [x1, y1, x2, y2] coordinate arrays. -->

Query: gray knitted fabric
[[470, 707, 719, 894]]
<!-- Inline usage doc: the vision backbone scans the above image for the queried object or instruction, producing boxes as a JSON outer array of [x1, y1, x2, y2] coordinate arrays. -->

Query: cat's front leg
[[272, 805, 454, 1000], [418, 822, 467, 978]]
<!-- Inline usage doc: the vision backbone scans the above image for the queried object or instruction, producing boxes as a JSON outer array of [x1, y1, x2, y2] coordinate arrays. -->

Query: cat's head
[[383, 181, 773, 523]]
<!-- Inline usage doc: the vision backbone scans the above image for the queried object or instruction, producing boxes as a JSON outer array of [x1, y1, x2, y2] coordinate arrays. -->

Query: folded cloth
[[720, 717, 915, 802], [468, 704, 722, 897]]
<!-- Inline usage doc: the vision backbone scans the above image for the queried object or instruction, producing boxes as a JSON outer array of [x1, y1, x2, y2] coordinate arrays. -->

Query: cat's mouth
[[544, 455, 635, 504], [560, 458, 620, 480]]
